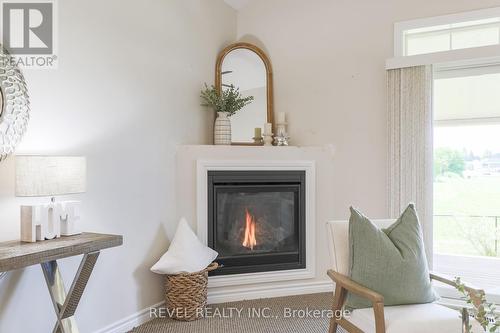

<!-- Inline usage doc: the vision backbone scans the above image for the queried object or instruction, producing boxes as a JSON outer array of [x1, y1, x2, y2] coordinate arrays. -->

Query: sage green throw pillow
[[345, 204, 438, 309]]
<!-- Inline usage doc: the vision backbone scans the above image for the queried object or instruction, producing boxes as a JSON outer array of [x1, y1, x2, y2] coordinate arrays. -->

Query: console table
[[0, 233, 123, 333]]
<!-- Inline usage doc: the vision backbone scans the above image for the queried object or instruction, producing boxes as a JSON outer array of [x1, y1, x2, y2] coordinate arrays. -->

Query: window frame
[[394, 7, 500, 57], [390, 6, 500, 305], [432, 65, 500, 303]]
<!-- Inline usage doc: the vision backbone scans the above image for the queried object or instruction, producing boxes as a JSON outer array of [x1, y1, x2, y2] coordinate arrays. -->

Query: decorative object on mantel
[[252, 127, 263, 145], [263, 122, 273, 146], [200, 84, 253, 145], [16, 156, 86, 242], [151, 218, 218, 321], [274, 111, 290, 146], [0, 46, 30, 162], [214, 111, 231, 145], [215, 42, 274, 145]]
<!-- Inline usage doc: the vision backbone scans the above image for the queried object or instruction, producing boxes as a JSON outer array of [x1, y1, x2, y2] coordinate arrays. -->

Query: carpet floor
[[129, 292, 347, 333]]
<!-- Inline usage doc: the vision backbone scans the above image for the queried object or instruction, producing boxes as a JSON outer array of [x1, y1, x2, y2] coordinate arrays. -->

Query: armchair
[[326, 219, 485, 333]]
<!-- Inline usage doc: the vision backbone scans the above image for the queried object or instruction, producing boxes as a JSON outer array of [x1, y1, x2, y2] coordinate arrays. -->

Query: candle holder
[[274, 122, 290, 146], [253, 136, 264, 145], [263, 132, 273, 146]]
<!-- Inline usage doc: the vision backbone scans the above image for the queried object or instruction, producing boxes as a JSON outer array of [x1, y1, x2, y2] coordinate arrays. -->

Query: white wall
[[236, 0, 500, 219], [0, 1, 236, 332]]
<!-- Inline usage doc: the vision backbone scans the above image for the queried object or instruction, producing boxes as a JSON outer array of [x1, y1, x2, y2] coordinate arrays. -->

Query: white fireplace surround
[[196, 159, 316, 288]]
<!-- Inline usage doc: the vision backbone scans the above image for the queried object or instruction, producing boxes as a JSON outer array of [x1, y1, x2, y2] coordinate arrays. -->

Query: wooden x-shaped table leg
[[41, 251, 100, 333]]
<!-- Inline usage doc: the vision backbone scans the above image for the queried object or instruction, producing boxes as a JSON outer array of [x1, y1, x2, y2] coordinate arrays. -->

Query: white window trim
[[394, 7, 500, 57], [434, 253, 500, 293], [438, 293, 500, 315], [386, 44, 500, 70]]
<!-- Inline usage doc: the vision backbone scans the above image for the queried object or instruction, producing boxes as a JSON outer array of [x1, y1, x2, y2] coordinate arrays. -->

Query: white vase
[[214, 112, 231, 145]]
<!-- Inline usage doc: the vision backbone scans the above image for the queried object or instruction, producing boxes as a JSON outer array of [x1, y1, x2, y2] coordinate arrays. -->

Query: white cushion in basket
[[150, 218, 218, 274]]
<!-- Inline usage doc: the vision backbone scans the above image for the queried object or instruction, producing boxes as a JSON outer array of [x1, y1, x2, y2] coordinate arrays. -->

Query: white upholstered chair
[[326, 219, 484, 333]]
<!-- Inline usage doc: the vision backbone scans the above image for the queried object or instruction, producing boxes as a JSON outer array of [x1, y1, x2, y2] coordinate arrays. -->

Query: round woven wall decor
[[0, 46, 30, 162]]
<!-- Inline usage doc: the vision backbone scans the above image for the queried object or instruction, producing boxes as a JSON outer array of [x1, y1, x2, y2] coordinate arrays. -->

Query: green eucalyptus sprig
[[455, 277, 500, 333], [200, 83, 253, 117]]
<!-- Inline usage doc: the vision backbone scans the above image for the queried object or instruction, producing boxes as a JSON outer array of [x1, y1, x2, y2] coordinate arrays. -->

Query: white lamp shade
[[16, 156, 87, 197]]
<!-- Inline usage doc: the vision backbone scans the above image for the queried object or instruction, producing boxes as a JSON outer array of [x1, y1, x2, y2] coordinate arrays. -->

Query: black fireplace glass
[[207, 171, 306, 276], [216, 189, 298, 256]]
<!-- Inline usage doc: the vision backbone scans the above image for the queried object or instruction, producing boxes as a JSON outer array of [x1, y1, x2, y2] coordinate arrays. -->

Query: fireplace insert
[[207, 170, 306, 276]]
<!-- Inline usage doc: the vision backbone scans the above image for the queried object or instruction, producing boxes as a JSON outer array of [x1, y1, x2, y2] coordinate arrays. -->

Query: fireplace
[[207, 170, 306, 276]]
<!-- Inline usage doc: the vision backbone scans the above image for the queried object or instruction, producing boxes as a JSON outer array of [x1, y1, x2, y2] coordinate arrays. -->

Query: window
[[433, 66, 500, 294], [392, 6, 500, 303], [405, 18, 500, 56], [394, 7, 500, 57]]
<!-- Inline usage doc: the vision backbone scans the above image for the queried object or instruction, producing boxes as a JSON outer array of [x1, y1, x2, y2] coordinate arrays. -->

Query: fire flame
[[242, 208, 257, 250]]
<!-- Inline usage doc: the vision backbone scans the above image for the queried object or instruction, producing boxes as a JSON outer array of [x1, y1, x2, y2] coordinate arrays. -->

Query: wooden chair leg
[[373, 301, 386, 333], [329, 283, 348, 333]]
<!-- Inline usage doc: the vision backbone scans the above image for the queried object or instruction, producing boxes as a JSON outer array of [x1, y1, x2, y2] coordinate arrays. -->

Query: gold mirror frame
[[215, 42, 274, 145]]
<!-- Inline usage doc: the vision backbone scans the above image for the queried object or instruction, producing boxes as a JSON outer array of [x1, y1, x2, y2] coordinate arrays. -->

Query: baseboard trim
[[93, 301, 164, 333], [94, 280, 333, 333]]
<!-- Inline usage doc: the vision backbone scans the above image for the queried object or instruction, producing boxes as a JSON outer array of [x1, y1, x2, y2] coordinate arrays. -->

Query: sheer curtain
[[387, 65, 434, 263]]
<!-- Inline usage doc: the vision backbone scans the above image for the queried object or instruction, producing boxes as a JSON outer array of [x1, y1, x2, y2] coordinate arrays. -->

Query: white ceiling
[[224, 0, 252, 11]]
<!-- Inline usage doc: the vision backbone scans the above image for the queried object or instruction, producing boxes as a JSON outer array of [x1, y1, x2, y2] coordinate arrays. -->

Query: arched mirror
[[215, 42, 273, 145]]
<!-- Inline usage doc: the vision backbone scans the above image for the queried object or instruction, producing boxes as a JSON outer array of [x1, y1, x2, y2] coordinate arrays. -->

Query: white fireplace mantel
[[196, 158, 316, 288]]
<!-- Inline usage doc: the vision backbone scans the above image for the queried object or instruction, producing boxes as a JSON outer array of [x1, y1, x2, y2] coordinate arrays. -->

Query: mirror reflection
[[221, 48, 268, 143]]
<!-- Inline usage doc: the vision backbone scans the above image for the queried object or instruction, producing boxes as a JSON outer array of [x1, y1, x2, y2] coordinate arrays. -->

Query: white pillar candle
[[264, 123, 272, 135], [277, 112, 286, 124]]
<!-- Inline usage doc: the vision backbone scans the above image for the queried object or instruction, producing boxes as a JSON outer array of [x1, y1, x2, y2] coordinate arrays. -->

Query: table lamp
[[15, 156, 87, 242]]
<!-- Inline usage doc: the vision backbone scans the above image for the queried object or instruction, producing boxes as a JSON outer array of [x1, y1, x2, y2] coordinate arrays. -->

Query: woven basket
[[164, 262, 218, 321]]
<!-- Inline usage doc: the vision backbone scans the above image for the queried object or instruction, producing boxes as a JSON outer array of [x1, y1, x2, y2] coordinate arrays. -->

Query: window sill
[[434, 253, 500, 291], [435, 283, 500, 308]]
